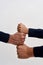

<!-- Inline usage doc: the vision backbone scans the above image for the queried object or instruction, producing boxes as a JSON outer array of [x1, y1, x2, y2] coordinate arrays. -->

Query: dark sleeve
[[28, 28, 43, 38], [33, 46, 43, 57], [0, 31, 10, 43]]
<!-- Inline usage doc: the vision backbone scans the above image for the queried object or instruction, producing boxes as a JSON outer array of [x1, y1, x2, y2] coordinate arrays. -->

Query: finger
[[16, 45, 18, 49], [17, 26, 20, 32], [18, 28, 21, 32], [18, 56, 22, 59], [16, 48, 22, 57], [17, 45, 22, 49], [19, 42, 24, 45], [22, 39, 25, 42], [20, 34, 25, 41], [17, 55, 21, 59], [17, 25, 21, 29], [21, 35, 25, 40], [17, 27, 21, 32], [16, 45, 20, 49], [17, 24, 21, 31], [16, 46, 20, 55], [16, 48, 19, 55], [18, 23, 22, 27], [14, 41, 18, 45], [23, 33, 26, 37]]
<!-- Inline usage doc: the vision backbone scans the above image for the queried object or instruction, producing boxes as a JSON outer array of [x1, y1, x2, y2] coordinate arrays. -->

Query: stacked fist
[[8, 23, 33, 59]]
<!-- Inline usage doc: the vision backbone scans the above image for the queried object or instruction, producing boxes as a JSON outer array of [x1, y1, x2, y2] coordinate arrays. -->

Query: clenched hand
[[17, 44, 34, 59], [8, 32, 26, 45]]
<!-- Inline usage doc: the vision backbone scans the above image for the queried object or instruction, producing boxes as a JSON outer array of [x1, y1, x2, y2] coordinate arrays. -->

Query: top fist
[[17, 23, 28, 34]]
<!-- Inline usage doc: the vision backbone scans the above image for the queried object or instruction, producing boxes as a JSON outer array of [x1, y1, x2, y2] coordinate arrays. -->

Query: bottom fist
[[17, 44, 34, 59]]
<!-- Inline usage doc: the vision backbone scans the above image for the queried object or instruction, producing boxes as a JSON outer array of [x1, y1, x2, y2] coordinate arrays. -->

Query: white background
[[0, 0, 43, 65]]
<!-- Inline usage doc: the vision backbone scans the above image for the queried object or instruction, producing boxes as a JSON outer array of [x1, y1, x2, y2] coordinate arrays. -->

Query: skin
[[17, 23, 29, 34], [17, 23, 34, 59], [17, 44, 34, 59], [8, 23, 34, 59], [8, 32, 26, 45]]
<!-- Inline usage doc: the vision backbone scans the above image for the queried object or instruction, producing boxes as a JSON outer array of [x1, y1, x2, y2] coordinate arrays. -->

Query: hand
[[17, 23, 28, 34], [17, 44, 34, 59], [8, 32, 26, 45]]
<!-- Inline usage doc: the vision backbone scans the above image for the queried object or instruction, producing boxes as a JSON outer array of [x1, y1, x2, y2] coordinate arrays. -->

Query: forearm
[[0, 31, 10, 43], [33, 46, 43, 57], [0, 31, 15, 44], [29, 46, 43, 58], [28, 28, 43, 38]]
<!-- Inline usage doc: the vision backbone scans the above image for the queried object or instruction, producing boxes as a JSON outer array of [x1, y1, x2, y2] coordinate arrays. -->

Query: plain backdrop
[[0, 0, 43, 65]]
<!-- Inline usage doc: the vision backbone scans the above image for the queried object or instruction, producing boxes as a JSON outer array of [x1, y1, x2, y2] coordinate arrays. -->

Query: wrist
[[8, 35, 14, 44], [28, 47, 34, 58]]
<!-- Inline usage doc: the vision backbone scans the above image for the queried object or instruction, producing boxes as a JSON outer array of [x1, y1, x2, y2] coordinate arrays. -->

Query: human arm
[[17, 23, 43, 38], [17, 44, 43, 59], [0, 31, 25, 45]]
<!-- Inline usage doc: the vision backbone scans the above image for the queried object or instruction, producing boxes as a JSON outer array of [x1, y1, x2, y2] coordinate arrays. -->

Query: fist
[[10, 32, 26, 45], [17, 44, 34, 59], [17, 23, 28, 34]]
